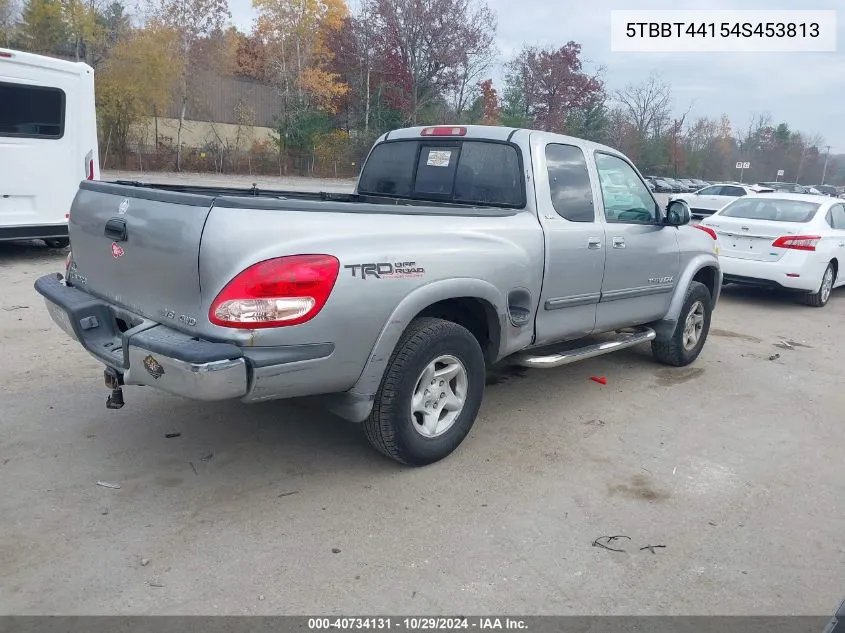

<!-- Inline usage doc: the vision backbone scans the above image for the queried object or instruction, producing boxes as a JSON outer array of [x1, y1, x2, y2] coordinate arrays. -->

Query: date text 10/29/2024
[[308, 618, 527, 630]]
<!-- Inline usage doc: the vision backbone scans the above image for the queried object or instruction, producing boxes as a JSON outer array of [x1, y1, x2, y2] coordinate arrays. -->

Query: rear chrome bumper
[[123, 347, 247, 400], [35, 273, 248, 401]]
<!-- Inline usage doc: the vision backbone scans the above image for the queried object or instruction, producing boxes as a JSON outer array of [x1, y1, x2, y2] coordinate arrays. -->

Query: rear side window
[[698, 186, 722, 195], [0, 82, 65, 139], [721, 186, 746, 197], [545, 143, 594, 222], [828, 204, 845, 229], [357, 141, 416, 197], [358, 140, 524, 208], [720, 198, 820, 223]]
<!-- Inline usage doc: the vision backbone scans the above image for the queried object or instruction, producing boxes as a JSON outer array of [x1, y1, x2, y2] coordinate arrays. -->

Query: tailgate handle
[[104, 218, 127, 242]]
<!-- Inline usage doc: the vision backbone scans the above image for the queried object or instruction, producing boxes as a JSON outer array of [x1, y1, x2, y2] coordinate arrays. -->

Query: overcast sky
[[227, 0, 843, 152]]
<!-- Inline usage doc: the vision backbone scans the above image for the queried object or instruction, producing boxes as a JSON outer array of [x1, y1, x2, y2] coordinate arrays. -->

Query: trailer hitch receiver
[[104, 369, 125, 409]]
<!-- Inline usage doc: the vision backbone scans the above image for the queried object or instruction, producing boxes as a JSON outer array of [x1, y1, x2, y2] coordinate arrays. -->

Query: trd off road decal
[[143, 355, 165, 379], [344, 262, 425, 280]]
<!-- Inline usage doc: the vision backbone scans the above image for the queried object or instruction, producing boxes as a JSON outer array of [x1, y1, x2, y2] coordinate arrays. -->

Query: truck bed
[[108, 180, 518, 217]]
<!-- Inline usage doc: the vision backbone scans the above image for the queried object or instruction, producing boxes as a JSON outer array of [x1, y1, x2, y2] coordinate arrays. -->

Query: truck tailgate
[[68, 181, 213, 327]]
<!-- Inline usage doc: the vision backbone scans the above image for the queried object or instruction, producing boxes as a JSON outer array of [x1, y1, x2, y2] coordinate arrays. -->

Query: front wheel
[[652, 281, 712, 367], [362, 317, 485, 466], [44, 238, 69, 249], [801, 263, 835, 307]]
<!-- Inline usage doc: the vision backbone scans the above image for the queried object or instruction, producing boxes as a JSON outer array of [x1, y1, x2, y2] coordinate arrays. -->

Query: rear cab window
[[545, 143, 594, 222], [0, 82, 66, 139], [358, 139, 525, 208], [720, 198, 820, 223]]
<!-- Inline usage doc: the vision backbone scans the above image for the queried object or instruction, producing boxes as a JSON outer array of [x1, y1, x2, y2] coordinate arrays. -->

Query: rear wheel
[[652, 281, 712, 367], [801, 262, 835, 307], [362, 317, 485, 466], [44, 238, 69, 249]]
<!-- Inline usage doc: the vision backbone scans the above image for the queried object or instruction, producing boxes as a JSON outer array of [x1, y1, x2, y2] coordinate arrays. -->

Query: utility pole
[[821, 145, 832, 185]]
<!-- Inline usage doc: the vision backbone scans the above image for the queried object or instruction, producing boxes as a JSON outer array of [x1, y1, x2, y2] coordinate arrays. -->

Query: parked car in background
[[804, 186, 823, 195], [0, 48, 100, 247], [662, 178, 686, 193], [759, 181, 805, 193], [646, 177, 674, 193], [816, 185, 838, 197], [678, 179, 700, 191], [668, 182, 774, 218], [699, 193, 845, 307]]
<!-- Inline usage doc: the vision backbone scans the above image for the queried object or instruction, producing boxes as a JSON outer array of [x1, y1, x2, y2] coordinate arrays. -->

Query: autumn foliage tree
[[369, 0, 497, 124], [254, 0, 348, 168], [478, 79, 498, 125], [18, 0, 67, 53], [152, 0, 231, 170], [0, 0, 18, 46], [97, 23, 180, 162], [504, 42, 602, 133]]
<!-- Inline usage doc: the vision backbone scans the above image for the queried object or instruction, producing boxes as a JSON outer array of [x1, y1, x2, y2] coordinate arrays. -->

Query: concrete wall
[[134, 117, 276, 150]]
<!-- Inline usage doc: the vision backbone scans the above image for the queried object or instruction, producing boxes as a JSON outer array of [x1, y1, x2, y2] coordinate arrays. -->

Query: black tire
[[362, 317, 485, 466], [800, 263, 835, 307], [651, 281, 712, 367], [44, 238, 70, 249]]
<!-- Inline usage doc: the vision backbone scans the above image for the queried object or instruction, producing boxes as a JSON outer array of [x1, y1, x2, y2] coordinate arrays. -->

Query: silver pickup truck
[[36, 125, 721, 465]]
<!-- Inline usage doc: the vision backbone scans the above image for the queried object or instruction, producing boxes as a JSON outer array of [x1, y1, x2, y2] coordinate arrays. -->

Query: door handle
[[612, 237, 626, 249], [104, 218, 127, 242], [839, 241, 844, 247], [587, 238, 602, 249]]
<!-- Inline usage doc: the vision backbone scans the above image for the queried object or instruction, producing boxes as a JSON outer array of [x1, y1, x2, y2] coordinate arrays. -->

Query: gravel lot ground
[[1, 173, 843, 616]]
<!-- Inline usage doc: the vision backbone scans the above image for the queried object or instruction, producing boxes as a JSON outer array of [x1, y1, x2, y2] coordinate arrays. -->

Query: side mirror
[[665, 201, 690, 226]]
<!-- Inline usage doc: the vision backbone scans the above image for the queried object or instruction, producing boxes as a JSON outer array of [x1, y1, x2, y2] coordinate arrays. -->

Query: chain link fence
[[101, 141, 370, 179]]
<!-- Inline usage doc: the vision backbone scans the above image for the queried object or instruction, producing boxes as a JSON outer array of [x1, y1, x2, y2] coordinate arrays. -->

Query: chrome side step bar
[[514, 327, 656, 369]]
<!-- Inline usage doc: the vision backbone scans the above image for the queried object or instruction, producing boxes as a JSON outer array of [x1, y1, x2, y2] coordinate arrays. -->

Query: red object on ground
[[590, 376, 608, 385]]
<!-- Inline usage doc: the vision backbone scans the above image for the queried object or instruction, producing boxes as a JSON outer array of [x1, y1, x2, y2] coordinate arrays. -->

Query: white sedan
[[698, 193, 845, 307], [669, 183, 774, 218]]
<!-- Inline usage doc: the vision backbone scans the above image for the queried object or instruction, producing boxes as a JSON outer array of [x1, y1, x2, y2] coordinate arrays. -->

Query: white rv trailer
[[0, 48, 99, 247]]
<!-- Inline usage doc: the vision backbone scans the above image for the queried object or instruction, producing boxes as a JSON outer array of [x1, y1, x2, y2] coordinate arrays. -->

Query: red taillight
[[0, 52, 12, 58], [87, 159, 95, 180], [209, 255, 340, 329], [693, 224, 717, 240], [420, 126, 467, 137], [771, 235, 820, 251]]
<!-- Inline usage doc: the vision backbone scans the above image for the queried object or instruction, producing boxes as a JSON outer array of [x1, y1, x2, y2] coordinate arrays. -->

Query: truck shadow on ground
[[0, 240, 68, 265], [76, 341, 666, 487]]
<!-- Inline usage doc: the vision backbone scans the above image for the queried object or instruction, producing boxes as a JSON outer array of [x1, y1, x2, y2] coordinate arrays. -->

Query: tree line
[[2, 0, 842, 184]]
